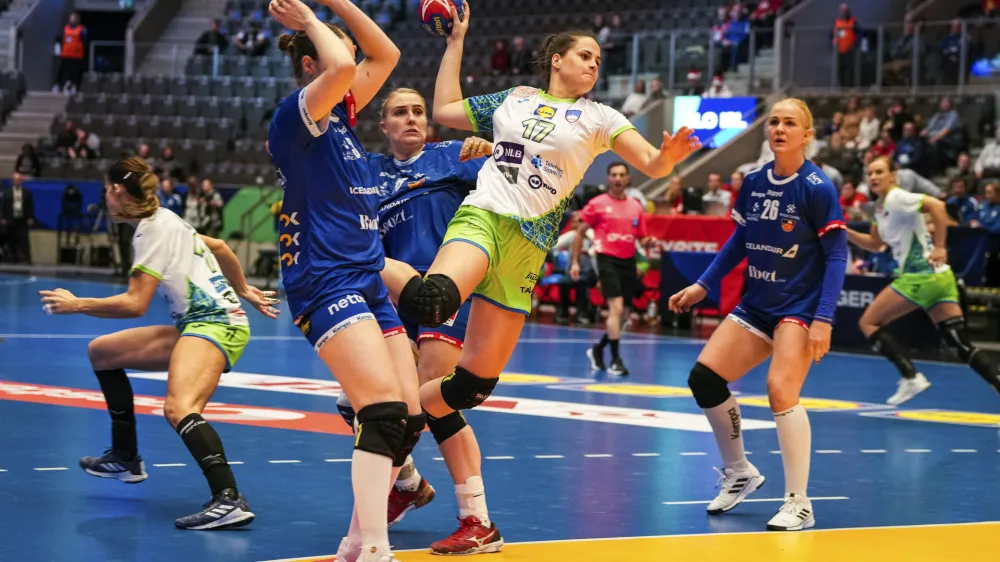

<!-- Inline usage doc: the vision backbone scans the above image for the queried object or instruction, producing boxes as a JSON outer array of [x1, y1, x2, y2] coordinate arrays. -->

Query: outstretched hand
[[38, 288, 80, 315], [240, 286, 281, 319], [660, 127, 701, 165], [448, 0, 471, 42]]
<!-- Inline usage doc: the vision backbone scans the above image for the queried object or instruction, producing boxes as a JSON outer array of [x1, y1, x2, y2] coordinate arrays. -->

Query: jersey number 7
[[521, 118, 555, 143]]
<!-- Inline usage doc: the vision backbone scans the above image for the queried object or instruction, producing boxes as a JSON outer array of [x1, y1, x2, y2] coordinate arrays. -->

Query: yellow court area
[[268, 521, 1000, 562]]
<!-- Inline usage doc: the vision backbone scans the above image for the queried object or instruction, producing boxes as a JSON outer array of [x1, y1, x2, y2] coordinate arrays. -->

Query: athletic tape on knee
[[398, 274, 461, 327], [354, 401, 408, 460], [440, 366, 498, 411], [426, 410, 468, 445], [394, 413, 427, 467], [687, 362, 731, 409]]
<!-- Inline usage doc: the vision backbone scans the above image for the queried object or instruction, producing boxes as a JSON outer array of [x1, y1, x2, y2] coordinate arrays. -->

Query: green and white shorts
[[441, 205, 548, 315], [890, 268, 960, 310], [180, 322, 251, 372]]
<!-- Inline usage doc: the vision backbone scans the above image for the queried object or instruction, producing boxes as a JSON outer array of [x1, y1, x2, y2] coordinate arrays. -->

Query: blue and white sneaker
[[79, 450, 147, 484], [175, 490, 255, 530]]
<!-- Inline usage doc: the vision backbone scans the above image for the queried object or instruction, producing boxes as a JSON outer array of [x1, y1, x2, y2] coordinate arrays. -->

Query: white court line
[[816, 450, 842, 454], [229, 461, 244, 465], [0, 276, 37, 286], [432, 457, 444, 461], [535, 455, 565, 459], [585, 454, 613, 458], [33, 467, 68, 471], [664, 496, 849, 506], [153, 463, 186, 467], [268, 460, 301, 464], [906, 449, 932, 453], [770, 450, 782, 454], [680, 452, 707, 456], [632, 453, 660, 457], [0, 469, 7, 472], [951, 449, 977, 453], [485, 456, 515, 460], [861, 449, 887, 453], [324, 459, 351, 463]]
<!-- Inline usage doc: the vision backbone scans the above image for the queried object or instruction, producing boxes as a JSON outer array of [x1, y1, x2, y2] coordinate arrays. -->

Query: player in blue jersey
[[267, 1, 418, 561], [339, 87, 505, 554], [669, 98, 848, 532]]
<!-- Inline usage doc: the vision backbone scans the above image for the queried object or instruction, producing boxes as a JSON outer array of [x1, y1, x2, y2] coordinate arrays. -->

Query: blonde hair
[[108, 156, 160, 220], [380, 87, 427, 119], [770, 98, 816, 154]]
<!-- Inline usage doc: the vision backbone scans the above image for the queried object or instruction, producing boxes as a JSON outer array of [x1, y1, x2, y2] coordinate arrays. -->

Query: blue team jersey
[[733, 160, 845, 319], [368, 141, 486, 274], [268, 88, 383, 317]]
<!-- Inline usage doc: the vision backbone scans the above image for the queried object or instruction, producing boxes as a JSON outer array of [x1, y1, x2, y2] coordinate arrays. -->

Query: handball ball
[[420, 0, 464, 36]]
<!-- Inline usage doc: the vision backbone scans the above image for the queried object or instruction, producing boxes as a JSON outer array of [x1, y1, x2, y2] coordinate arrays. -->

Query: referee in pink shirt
[[570, 162, 654, 376]]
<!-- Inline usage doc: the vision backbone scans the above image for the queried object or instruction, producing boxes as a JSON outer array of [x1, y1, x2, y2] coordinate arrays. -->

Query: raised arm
[[433, 1, 474, 130], [319, 0, 400, 111], [612, 128, 701, 179]]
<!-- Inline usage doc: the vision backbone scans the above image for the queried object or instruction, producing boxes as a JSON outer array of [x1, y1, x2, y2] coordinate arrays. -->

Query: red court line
[[0, 380, 355, 435]]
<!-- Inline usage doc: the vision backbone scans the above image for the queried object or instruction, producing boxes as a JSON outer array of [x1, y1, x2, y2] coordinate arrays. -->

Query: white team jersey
[[874, 187, 948, 275], [463, 86, 635, 250], [130, 208, 248, 329]]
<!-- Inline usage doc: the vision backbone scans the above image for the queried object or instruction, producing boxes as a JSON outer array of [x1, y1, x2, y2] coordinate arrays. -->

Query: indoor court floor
[[1, 274, 998, 561]]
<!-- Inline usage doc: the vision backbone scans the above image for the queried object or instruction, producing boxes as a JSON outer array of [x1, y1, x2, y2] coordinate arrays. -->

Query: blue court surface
[[1, 273, 999, 561]]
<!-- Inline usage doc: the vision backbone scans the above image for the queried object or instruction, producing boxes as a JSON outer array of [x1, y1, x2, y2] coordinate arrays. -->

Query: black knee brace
[[687, 362, 731, 409], [393, 413, 426, 467], [440, 366, 498, 411], [938, 316, 975, 362], [398, 274, 462, 327], [354, 402, 407, 460], [426, 410, 468, 445]]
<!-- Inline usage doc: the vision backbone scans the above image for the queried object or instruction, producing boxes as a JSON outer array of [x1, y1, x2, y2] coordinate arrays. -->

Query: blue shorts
[[405, 298, 471, 349], [726, 302, 811, 344], [291, 272, 405, 352]]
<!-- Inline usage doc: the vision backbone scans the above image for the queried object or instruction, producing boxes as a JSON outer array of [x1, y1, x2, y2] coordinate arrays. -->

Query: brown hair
[[380, 87, 426, 119], [279, 25, 351, 84], [107, 156, 160, 220], [868, 155, 897, 174], [533, 30, 598, 89]]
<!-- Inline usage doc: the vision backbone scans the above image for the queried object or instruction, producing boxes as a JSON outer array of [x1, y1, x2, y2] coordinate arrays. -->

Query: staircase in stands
[[139, 0, 229, 76], [0, 91, 67, 176]]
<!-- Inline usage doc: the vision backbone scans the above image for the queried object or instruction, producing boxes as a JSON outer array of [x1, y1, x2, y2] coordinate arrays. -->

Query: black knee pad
[[398, 274, 462, 327], [393, 413, 426, 467], [440, 366, 498, 411], [354, 401, 408, 460], [938, 316, 975, 361], [687, 362, 731, 409], [426, 410, 468, 445]]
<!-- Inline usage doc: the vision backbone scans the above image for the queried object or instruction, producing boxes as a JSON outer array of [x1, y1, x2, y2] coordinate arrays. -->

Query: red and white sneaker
[[430, 516, 504, 555], [388, 477, 436, 528]]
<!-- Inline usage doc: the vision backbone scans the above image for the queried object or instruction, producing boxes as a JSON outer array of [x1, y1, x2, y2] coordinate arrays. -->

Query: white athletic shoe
[[886, 373, 931, 405], [706, 463, 766, 515], [766, 493, 815, 531]]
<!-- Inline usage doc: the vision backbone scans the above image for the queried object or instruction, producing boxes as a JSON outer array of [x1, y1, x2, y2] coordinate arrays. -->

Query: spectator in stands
[[196, 19, 228, 57], [233, 20, 270, 57], [68, 128, 97, 160], [54, 12, 86, 94], [986, 0, 999, 17], [724, 10, 751, 73], [605, 14, 628, 74], [15, 144, 41, 178], [898, 167, 944, 198], [727, 170, 744, 197], [839, 114, 862, 150], [976, 182, 1000, 231], [870, 130, 895, 157], [642, 77, 666, 110], [922, 96, 963, 175], [621, 79, 647, 118], [55, 120, 76, 157], [158, 178, 183, 216], [712, 8, 731, 73], [0, 173, 34, 264], [820, 111, 843, 140], [946, 176, 980, 225], [701, 173, 731, 216], [820, 132, 860, 179], [831, 3, 860, 87], [702, 75, 733, 98], [508, 36, 532, 75], [489, 39, 510, 76], [661, 175, 685, 214], [682, 68, 704, 96], [199, 179, 224, 237], [955, 152, 977, 193], [976, 128, 1000, 182], [858, 105, 880, 150], [751, 0, 781, 48], [840, 179, 868, 219], [884, 99, 912, 140], [938, 19, 967, 86], [183, 181, 202, 229], [883, 19, 917, 86], [893, 122, 927, 175], [156, 146, 186, 183], [137, 143, 155, 166]]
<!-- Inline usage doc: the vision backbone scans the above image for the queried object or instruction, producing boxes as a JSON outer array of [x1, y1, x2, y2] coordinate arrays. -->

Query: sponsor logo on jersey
[[534, 104, 557, 120], [766, 190, 784, 197], [349, 186, 380, 195], [511, 86, 536, 99], [781, 218, 796, 232], [747, 265, 778, 282], [342, 138, 363, 160], [746, 242, 799, 258], [408, 178, 426, 189], [750, 191, 767, 198], [379, 208, 411, 238], [498, 165, 520, 184], [359, 215, 379, 231], [493, 141, 525, 164], [528, 174, 557, 195], [806, 172, 823, 185], [327, 293, 367, 314], [530, 154, 564, 177], [838, 290, 874, 308]]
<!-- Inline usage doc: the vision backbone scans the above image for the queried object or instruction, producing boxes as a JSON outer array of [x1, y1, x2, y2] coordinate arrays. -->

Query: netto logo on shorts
[[528, 174, 557, 195], [328, 294, 367, 314], [493, 142, 524, 164]]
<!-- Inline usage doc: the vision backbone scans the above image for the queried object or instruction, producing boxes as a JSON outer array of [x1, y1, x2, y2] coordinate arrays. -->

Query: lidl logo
[[534, 105, 557, 120]]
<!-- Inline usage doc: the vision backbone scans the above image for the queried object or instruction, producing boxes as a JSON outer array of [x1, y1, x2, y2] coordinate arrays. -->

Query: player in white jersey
[[847, 156, 1000, 404], [38, 157, 280, 530], [382, 1, 700, 549]]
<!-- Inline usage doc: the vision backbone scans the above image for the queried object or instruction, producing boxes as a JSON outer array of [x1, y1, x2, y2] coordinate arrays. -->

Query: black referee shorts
[[596, 253, 639, 302]]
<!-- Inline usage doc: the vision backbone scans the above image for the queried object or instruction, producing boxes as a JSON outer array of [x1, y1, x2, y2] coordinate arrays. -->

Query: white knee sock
[[349, 450, 393, 555], [704, 395, 749, 471], [394, 455, 422, 492], [455, 475, 490, 526], [774, 403, 811, 497]]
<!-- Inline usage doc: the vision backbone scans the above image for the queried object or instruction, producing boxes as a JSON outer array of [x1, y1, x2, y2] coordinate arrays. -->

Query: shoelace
[[712, 466, 733, 490], [778, 496, 803, 515]]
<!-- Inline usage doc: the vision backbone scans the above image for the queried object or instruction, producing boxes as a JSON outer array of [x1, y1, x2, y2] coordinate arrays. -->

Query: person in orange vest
[[54, 12, 87, 95], [831, 3, 859, 88]]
